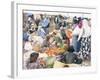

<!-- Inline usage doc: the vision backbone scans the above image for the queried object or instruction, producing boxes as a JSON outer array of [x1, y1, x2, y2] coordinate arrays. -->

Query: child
[[26, 52, 39, 69], [26, 52, 46, 69]]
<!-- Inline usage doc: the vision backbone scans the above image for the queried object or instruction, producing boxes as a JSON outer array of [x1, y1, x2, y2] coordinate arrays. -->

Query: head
[[73, 16, 78, 24], [78, 17, 83, 28], [52, 30, 58, 36], [68, 46, 74, 52], [30, 52, 39, 63], [28, 14, 34, 20], [46, 35, 50, 41], [29, 29, 34, 34], [82, 19, 90, 28], [52, 32, 57, 36]]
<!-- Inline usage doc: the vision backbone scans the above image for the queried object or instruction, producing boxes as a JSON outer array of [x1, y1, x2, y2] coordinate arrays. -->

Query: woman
[[78, 19, 91, 60], [37, 25, 46, 39], [72, 17, 82, 53], [49, 16, 56, 32]]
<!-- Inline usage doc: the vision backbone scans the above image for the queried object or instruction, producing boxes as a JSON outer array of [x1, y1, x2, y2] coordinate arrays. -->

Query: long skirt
[[79, 36, 91, 60]]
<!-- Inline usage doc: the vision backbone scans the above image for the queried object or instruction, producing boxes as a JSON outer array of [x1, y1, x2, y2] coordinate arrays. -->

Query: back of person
[[64, 51, 75, 64], [62, 46, 83, 64]]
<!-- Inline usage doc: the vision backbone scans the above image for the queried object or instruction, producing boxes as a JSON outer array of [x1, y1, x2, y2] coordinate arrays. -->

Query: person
[[30, 21, 38, 32], [27, 14, 34, 29], [23, 29, 33, 52], [42, 35, 51, 47], [26, 52, 46, 69], [49, 16, 56, 32], [54, 15, 63, 29], [61, 46, 83, 64], [72, 17, 82, 53], [78, 19, 91, 60], [24, 40, 33, 52], [64, 26, 72, 47], [51, 31, 63, 48], [26, 52, 39, 69], [37, 25, 46, 39], [23, 31, 29, 42], [39, 15, 50, 34], [34, 14, 41, 26]]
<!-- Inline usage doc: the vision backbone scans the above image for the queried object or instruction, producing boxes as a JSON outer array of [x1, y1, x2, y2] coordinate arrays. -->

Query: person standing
[[78, 19, 91, 60], [72, 17, 82, 53]]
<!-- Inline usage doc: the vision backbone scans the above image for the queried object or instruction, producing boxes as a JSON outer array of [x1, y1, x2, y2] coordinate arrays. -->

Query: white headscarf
[[82, 19, 91, 37]]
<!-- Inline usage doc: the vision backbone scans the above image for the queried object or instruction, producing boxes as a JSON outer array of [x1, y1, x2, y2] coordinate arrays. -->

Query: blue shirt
[[37, 28, 46, 39], [40, 18, 50, 28], [23, 32, 29, 41]]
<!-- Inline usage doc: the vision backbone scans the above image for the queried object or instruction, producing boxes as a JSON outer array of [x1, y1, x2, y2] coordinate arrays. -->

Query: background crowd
[[23, 13, 91, 69]]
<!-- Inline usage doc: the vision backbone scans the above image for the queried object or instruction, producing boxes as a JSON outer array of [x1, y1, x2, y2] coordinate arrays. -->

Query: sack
[[46, 57, 56, 68], [53, 60, 66, 68]]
